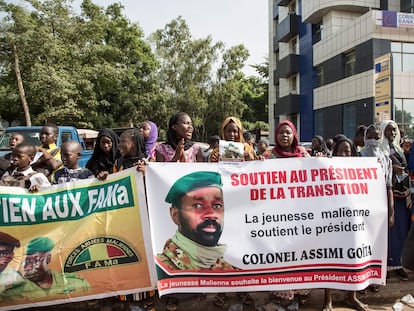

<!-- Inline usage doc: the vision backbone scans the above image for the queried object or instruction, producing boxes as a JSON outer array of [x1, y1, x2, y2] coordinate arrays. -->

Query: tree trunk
[[13, 44, 31, 126]]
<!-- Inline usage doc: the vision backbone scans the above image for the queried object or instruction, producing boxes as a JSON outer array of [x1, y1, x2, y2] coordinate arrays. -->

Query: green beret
[[0, 232, 20, 248], [165, 171, 222, 207], [26, 237, 54, 255]]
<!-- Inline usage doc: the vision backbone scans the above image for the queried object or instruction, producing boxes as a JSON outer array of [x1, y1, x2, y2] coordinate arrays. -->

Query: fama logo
[[63, 236, 140, 273]]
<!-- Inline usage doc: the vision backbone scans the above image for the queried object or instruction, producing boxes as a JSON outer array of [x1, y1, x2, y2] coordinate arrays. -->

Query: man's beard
[[180, 216, 222, 247], [24, 270, 43, 282]]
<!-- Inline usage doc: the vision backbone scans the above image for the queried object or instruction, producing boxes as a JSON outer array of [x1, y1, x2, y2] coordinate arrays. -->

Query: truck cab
[[0, 126, 94, 168]]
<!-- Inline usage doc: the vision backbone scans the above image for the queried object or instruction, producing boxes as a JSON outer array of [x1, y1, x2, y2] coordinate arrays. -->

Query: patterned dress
[[156, 143, 200, 162]]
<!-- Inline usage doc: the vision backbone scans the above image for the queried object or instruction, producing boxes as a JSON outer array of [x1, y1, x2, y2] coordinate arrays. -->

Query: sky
[[75, 0, 269, 76]]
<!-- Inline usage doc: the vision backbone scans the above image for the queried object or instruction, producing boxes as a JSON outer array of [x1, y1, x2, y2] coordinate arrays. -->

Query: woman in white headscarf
[[378, 120, 411, 281]]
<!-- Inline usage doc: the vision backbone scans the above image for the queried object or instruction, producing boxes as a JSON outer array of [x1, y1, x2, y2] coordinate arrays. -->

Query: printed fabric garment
[[2, 270, 90, 301], [31, 143, 61, 178], [52, 167, 95, 184], [157, 239, 237, 271], [156, 143, 200, 162], [0, 167, 50, 189], [156, 231, 237, 271]]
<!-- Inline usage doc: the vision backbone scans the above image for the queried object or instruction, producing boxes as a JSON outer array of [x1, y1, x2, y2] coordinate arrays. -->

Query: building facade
[[269, 0, 414, 143]]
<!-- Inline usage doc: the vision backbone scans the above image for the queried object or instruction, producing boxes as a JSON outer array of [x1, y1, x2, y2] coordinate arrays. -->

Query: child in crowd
[[113, 128, 153, 308], [86, 128, 120, 180], [256, 138, 271, 159], [243, 131, 256, 151], [0, 142, 50, 191], [114, 128, 147, 173], [202, 135, 220, 162], [0, 133, 25, 177], [310, 135, 330, 157], [31, 124, 62, 179], [155, 112, 203, 162], [52, 141, 94, 184], [139, 120, 158, 161]]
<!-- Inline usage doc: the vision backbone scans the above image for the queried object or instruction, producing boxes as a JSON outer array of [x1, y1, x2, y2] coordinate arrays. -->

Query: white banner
[[146, 158, 387, 296]]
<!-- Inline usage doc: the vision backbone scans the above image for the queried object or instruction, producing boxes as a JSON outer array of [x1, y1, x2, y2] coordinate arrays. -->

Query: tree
[[242, 59, 269, 126], [151, 18, 254, 140], [0, 0, 159, 128], [150, 16, 223, 139]]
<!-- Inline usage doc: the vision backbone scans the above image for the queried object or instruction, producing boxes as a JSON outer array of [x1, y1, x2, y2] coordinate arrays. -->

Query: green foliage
[[0, 0, 158, 128]]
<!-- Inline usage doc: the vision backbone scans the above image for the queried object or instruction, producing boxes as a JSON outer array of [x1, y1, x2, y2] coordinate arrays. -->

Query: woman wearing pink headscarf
[[270, 120, 310, 158]]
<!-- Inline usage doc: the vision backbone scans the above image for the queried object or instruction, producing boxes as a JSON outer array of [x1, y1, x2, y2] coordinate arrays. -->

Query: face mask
[[364, 139, 380, 148]]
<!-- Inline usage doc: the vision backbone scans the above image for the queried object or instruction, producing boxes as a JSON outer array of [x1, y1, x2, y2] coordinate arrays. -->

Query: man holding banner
[[156, 171, 237, 271]]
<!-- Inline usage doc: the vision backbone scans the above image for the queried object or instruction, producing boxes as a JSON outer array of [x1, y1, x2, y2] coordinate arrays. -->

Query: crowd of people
[[0, 114, 413, 311]]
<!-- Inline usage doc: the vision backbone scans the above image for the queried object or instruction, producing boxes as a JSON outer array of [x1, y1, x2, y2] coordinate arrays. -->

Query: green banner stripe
[[0, 176, 135, 226]]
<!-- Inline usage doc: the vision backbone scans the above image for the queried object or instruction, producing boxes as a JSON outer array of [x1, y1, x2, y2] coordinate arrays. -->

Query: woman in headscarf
[[322, 137, 369, 311], [360, 124, 394, 293], [270, 120, 310, 158], [113, 128, 147, 172], [209, 116, 257, 162], [86, 128, 120, 180], [310, 135, 330, 157], [155, 112, 202, 162], [378, 120, 411, 281], [139, 120, 158, 161]]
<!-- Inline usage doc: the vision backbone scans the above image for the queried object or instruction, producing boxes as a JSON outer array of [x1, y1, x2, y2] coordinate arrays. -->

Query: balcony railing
[[276, 13, 300, 43], [276, 54, 300, 79]]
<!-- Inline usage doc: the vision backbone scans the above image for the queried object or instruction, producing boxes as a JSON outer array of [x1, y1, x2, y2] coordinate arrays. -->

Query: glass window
[[401, 0, 414, 13], [344, 50, 356, 78], [315, 65, 324, 87], [395, 99, 403, 123], [391, 42, 402, 53], [343, 104, 356, 138], [291, 75, 298, 94], [403, 54, 414, 71], [314, 110, 323, 137], [290, 37, 297, 54], [393, 53, 402, 72], [312, 21, 323, 44], [403, 42, 414, 53], [403, 99, 414, 122], [392, 41, 414, 73], [288, 1, 296, 14], [61, 132, 73, 143], [395, 98, 414, 138]]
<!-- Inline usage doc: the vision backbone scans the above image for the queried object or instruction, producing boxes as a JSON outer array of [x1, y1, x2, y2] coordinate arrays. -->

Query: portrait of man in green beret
[[156, 171, 237, 271], [2, 236, 90, 301]]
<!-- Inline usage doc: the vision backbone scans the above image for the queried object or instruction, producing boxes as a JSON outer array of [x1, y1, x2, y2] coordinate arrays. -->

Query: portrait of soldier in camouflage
[[156, 171, 237, 271]]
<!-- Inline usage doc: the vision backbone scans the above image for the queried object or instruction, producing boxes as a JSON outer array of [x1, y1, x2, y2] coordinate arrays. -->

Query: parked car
[[0, 126, 94, 168]]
